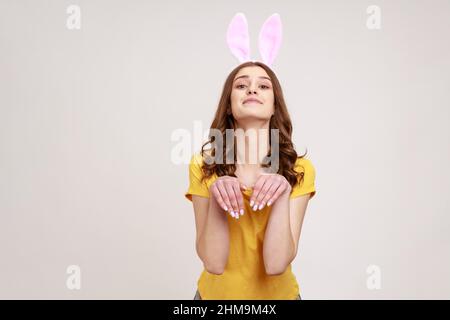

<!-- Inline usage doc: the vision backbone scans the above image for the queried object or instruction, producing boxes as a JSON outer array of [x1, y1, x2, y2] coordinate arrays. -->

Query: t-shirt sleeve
[[289, 158, 316, 200], [185, 153, 211, 202]]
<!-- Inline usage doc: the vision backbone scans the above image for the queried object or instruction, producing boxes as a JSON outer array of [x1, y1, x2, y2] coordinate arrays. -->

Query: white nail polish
[[240, 209, 244, 215], [253, 204, 258, 211], [258, 204, 264, 210], [250, 200, 254, 206]]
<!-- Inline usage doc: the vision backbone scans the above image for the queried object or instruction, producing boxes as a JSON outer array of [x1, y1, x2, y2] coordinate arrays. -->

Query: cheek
[[264, 93, 275, 107], [230, 91, 242, 107], [230, 91, 237, 102]]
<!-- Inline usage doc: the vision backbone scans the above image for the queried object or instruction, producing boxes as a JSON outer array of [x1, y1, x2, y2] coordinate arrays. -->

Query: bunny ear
[[226, 13, 251, 63], [258, 13, 282, 67]]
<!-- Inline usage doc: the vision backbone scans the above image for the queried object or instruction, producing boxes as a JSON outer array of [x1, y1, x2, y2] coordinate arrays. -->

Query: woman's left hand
[[249, 173, 292, 211]]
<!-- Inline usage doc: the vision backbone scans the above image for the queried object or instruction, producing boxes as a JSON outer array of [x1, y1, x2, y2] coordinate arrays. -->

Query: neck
[[233, 119, 271, 166]]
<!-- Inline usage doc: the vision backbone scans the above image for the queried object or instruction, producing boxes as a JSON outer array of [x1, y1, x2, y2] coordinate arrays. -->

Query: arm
[[262, 189, 295, 275], [263, 191, 311, 276], [193, 194, 230, 275]]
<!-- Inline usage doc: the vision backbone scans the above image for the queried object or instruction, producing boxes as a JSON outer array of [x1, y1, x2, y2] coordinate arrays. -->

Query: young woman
[[185, 61, 316, 300]]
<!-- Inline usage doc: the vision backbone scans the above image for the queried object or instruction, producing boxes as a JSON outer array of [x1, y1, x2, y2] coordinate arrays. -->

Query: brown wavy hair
[[199, 61, 307, 189]]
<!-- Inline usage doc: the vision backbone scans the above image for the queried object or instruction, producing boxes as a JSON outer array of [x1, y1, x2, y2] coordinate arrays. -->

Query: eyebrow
[[233, 75, 272, 82]]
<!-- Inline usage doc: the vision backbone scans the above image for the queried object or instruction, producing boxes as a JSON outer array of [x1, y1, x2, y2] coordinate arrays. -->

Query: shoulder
[[293, 157, 316, 175], [187, 150, 218, 189], [189, 152, 204, 166], [189, 149, 212, 167], [188, 153, 205, 180], [290, 156, 317, 199]]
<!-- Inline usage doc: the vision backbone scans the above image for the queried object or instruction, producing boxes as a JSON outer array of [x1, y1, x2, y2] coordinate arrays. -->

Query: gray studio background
[[1, 0, 449, 299]]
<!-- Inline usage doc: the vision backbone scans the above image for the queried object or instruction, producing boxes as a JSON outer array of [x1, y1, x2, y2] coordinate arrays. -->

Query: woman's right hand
[[209, 176, 247, 220]]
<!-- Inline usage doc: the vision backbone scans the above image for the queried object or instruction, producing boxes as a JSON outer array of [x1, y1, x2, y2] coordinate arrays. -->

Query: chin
[[235, 113, 271, 121]]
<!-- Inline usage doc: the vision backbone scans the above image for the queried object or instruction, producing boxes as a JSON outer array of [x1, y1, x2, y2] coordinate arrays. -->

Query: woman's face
[[230, 66, 275, 123]]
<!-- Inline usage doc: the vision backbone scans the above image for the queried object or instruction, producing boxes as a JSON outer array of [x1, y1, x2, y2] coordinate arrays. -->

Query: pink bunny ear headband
[[226, 12, 282, 68]]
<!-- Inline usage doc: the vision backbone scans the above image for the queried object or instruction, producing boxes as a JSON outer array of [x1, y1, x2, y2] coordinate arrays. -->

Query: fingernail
[[258, 203, 264, 210], [250, 200, 254, 206], [230, 211, 235, 218], [236, 213, 239, 220], [267, 200, 271, 207], [252, 204, 258, 211], [224, 206, 228, 211], [240, 209, 244, 215]]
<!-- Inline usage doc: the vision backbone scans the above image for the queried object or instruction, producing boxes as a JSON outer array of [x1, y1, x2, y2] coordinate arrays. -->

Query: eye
[[260, 84, 270, 89], [236, 84, 247, 89]]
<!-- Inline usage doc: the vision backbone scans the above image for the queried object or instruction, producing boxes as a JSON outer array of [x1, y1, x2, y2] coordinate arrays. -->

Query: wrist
[[282, 183, 292, 196], [209, 195, 227, 215]]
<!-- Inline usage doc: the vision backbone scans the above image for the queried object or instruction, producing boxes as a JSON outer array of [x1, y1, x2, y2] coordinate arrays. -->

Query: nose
[[247, 86, 257, 95]]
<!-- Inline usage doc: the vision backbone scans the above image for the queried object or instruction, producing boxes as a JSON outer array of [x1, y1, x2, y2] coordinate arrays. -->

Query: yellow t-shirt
[[185, 153, 316, 300]]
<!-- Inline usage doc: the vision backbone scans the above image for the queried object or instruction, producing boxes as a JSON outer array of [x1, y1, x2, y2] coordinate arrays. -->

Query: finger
[[260, 181, 280, 210], [249, 176, 264, 209], [217, 181, 235, 218], [266, 183, 289, 207], [232, 183, 245, 216], [250, 176, 269, 211], [211, 184, 228, 212], [224, 182, 240, 219], [255, 179, 275, 211]]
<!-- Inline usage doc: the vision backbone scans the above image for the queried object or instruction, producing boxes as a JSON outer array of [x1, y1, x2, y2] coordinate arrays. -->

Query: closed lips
[[243, 98, 262, 104]]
